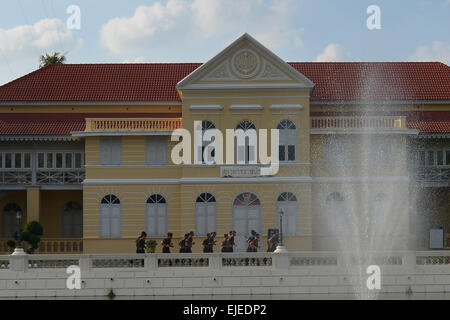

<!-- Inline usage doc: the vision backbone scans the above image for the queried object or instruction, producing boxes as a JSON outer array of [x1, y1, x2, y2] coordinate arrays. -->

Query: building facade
[[0, 34, 449, 254]]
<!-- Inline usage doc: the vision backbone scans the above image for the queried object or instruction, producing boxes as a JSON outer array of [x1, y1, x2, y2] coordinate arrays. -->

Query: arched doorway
[[62, 201, 83, 238], [232, 192, 262, 251]]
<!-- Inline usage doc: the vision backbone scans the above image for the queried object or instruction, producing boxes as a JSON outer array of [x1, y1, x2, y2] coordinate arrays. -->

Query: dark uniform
[[162, 237, 171, 253], [202, 237, 211, 253], [228, 235, 235, 252], [136, 237, 146, 253], [185, 236, 193, 253], [246, 235, 255, 252], [267, 234, 279, 252]]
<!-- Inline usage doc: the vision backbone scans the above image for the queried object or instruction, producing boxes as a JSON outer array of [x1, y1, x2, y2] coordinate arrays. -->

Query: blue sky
[[0, 0, 449, 85]]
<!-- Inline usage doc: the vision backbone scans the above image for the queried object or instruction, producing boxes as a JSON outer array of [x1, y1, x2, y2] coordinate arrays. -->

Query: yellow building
[[0, 33, 449, 254]]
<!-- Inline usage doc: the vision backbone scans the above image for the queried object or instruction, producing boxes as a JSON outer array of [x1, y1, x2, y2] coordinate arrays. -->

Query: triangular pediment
[[177, 33, 314, 91]]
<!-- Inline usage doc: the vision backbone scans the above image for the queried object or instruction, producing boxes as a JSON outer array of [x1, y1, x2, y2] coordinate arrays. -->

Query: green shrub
[[20, 221, 44, 254]]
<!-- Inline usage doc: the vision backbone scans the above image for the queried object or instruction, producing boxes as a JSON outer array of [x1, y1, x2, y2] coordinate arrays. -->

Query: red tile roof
[[0, 113, 181, 135], [406, 111, 450, 133], [292, 62, 450, 101], [0, 62, 449, 102], [408, 121, 450, 133]]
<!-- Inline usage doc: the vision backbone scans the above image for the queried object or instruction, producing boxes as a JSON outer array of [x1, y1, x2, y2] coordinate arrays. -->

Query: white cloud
[[315, 43, 353, 62], [411, 41, 450, 65], [0, 18, 81, 58], [100, 0, 303, 57]]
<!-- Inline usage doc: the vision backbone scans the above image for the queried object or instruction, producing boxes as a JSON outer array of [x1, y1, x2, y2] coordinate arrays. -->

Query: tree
[[20, 221, 44, 254], [39, 52, 66, 68]]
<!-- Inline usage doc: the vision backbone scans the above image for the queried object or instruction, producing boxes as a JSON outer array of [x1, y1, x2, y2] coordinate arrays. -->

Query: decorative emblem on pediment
[[255, 60, 291, 80], [231, 49, 261, 78], [202, 60, 238, 81]]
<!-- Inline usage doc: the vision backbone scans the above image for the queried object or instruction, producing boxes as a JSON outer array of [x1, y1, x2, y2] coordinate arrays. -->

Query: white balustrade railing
[[311, 116, 406, 130], [2, 251, 450, 272]]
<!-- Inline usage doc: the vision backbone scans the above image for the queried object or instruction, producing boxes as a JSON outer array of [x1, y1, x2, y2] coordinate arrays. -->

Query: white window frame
[[100, 137, 122, 165], [146, 136, 168, 165], [0, 152, 32, 170], [235, 120, 257, 164], [277, 120, 298, 163], [195, 192, 217, 236], [146, 194, 168, 237], [99, 194, 121, 238]]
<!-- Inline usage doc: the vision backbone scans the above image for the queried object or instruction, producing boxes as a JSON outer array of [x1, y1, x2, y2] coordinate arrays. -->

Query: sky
[[0, 0, 449, 85]]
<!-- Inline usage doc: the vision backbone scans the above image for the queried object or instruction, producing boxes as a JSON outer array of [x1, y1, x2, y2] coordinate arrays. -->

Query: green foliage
[[39, 52, 66, 68], [20, 221, 44, 254], [147, 240, 157, 249], [6, 240, 16, 249]]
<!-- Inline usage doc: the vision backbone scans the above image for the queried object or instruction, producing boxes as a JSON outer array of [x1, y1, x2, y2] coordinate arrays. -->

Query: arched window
[[146, 194, 168, 237], [325, 192, 346, 235], [195, 193, 216, 236], [232, 192, 262, 252], [198, 120, 217, 164], [62, 201, 83, 238], [235, 120, 257, 164], [99, 194, 121, 238], [276, 192, 298, 235], [2, 203, 21, 238], [277, 119, 297, 162]]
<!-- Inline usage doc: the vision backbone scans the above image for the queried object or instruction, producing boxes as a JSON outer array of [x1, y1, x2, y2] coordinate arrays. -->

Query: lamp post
[[12, 211, 25, 255], [274, 208, 288, 253]]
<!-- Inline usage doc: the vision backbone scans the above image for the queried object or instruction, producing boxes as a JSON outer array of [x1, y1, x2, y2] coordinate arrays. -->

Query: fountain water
[[320, 67, 412, 299]]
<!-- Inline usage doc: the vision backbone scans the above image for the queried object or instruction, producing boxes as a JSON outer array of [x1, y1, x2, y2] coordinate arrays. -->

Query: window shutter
[[146, 204, 157, 236], [99, 137, 111, 165], [110, 205, 121, 237], [196, 203, 206, 235], [110, 137, 122, 165], [157, 205, 167, 236], [247, 207, 260, 235], [148, 136, 168, 165], [206, 203, 216, 233], [99, 206, 110, 237]]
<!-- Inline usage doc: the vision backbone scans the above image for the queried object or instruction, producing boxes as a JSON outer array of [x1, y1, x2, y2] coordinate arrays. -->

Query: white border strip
[[229, 104, 263, 110], [189, 104, 223, 110], [270, 104, 303, 110], [71, 131, 173, 137], [83, 176, 408, 185]]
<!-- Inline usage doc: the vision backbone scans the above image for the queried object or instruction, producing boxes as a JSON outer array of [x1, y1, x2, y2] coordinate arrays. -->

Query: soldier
[[161, 232, 173, 253], [136, 231, 147, 254], [179, 233, 189, 253], [267, 230, 279, 252], [202, 233, 211, 253], [249, 233, 260, 252], [228, 230, 236, 252], [246, 230, 257, 252], [185, 231, 195, 253], [209, 232, 217, 253], [221, 233, 230, 253]]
